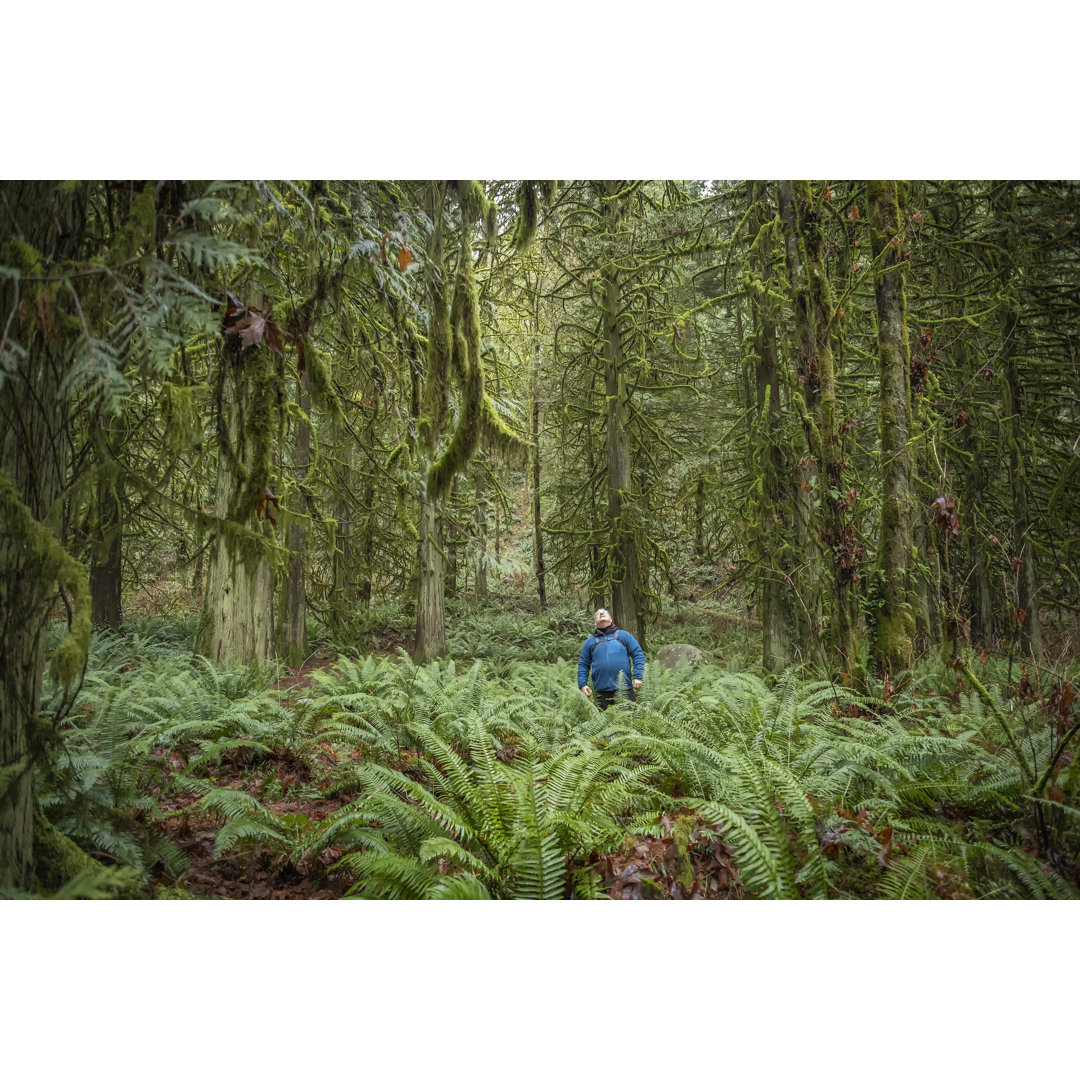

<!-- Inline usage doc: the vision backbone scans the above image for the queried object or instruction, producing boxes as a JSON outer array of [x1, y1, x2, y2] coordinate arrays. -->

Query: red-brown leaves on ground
[[825, 807, 900, 868], [588, 815, 741, 900]]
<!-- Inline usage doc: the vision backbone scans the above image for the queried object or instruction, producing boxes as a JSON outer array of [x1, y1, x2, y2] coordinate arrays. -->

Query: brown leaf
[[398, 245, 414, 272], [229, 313, 267, 351], [876, 826, 895, 867]]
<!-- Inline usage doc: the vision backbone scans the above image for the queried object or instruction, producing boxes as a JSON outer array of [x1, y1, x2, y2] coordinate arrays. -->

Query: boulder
[[654, 643, 703, 669]]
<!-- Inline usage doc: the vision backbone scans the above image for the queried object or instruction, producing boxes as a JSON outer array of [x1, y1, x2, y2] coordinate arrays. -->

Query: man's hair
[[594, 608, 611, 620]]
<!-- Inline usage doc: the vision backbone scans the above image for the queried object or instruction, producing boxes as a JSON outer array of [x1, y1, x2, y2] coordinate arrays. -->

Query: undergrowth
[[23, 608, 1080, 900]]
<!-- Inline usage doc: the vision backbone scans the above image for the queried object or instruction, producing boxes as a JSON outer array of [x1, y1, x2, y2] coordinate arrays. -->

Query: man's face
[[595, 610, 612, 630]]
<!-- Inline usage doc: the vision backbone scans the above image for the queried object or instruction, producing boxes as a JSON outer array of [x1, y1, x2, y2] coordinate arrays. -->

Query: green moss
[[672, 816, 696, 896], [640, 877, 667, 899], [512, 181, 539, 252], [32, 803, 143, 899], [109, 182, 156, 261], [0, 471, 90, 693]]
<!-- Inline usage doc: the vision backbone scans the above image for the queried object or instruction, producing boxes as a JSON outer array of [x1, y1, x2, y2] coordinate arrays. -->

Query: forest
[[2, 178, 1079, 901]]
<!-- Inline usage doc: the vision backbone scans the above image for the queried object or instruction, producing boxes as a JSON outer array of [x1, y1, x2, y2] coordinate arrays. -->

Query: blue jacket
[[578, 625, 645, 692]]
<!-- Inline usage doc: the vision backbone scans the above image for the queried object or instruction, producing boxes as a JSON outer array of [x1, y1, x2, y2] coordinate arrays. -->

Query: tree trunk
[[997, 189, 1044, 663], [1, 182, 86, 891], [277, 369, 311, 666], [793, 181, 859, 679], [751, 183, 791, 673], [90, 472, 123, 632], [869, 180, 916, 675], [530, 328, 547, 611], [778, 180, 824, 657], [474, 458, 489, 600], [414, 493, 446, 662], [445, 478, 459, 602], [195, 336, 276, 667], [600, 181, 645, 646]]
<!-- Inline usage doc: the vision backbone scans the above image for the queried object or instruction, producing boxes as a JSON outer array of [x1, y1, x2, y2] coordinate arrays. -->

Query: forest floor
[[36, 596, 1080, 901]]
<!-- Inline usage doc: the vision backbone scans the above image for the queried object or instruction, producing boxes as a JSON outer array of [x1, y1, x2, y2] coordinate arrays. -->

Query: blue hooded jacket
[[578, 624, 645, 692]]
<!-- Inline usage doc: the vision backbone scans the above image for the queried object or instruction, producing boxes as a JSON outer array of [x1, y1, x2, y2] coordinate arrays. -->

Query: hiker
[[577, 608, 645, 710]]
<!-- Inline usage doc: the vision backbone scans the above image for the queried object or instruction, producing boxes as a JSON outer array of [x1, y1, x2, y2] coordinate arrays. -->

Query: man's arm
[[627, 634, 646, 687], [577, 637, 594, 694]]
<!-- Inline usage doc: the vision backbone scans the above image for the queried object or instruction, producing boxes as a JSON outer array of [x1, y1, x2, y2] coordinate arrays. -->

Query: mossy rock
[[655, 643, 703, 669]]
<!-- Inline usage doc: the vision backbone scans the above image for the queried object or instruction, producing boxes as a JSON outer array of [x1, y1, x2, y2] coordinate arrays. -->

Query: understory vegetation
[[4, 178, 1079, 900], [11, 607, 1078, 900]]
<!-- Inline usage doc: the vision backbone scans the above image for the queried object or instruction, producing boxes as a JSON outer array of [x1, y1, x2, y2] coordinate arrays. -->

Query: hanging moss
[[161, 380, 204, 453], [512, 181, 539, 252], [0, 470, 90, 693]]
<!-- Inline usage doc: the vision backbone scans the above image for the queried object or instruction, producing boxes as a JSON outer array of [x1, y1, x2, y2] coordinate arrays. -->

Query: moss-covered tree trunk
[[278, 368, 311, 666], [415, 492, 447, 661], [89, 471, 123, 631], [996, 189, 1044, 662], [793, 181, 859, 679], [958, 340, 995, 649], [530, 323, 547, 611], [868, 180, 916, 675], [195, 335, 276, 667], [779, 180, 824, 659], [1003, 315, 1044, 662], [474, 457, 489, 600], [600, 181, 645, 645], [750, 184, 791, 672], [414, 183, 451, 663], [1, 183, 92, 891]]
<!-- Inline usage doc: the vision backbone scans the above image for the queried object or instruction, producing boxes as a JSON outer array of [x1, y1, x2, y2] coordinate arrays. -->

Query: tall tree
[[869, 180, 916, 675]]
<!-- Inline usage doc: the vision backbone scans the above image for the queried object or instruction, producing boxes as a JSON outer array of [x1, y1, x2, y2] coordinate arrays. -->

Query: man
[[577, 608, 645, 710]]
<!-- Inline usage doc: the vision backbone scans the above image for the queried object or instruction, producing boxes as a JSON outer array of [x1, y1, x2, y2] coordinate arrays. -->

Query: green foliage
[[33, 607, 1080, 900]]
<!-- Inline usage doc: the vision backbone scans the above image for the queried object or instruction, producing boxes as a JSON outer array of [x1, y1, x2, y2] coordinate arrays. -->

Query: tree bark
[[414, 492, 446, 662], [194, 335, 276, 667], [90, 471, 123, 631], [277, 368, 311, 666], [530, 324, 547, 611], [751, 183, 790, 672], [793, 181, 859, 679], [1, 182, 86, 891], [997, 188, 1044, 662], [778, 180, 824, 656], [473, 457, 489, 600], [869, 180, 916, 675], [600, 181, 645, 646]]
